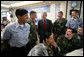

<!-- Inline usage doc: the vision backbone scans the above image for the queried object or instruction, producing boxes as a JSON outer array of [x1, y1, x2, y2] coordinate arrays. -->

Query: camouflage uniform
[[78, 35, 83, 48], [53, 18, 67, 41], [28, 43, 48, 56], [56, 34, 82, 56], [27, 18, 37, 51], [45, 43, 58, 56], [28, 43, 58, 56]]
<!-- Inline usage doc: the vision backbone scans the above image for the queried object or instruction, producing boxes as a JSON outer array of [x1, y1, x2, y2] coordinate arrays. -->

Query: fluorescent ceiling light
[[1, 4, 10, 8]]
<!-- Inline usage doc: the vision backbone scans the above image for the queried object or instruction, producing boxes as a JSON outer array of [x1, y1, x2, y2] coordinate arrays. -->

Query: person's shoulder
[[54, 19, 58, 23], [28, 18, 32, 23], [57, 35, 65, 40], [38, 19, 43, 23], [74, 34, 81, 40], [78, 17, 82, 19], [47, 19, 52, 23], [30, 43, 47, 52], [35, 43, 47, 49], [3, 22, 16, 32], [62, 18, 67, 23], [63, 18, 67, 20], [5, 22, 16, 29], [78, 18, 82, 21], [26, 23, 30, 28], [28, 43, 47, 56], [59, 34, 65, 37], [66, 18, 72, 23], [47, 19, 51, 21], [57, 35, 66, 44]]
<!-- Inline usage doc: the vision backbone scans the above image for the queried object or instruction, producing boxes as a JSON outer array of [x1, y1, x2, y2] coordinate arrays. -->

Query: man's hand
[[49, 34, 58, 48], [3, 40, 10, 49]]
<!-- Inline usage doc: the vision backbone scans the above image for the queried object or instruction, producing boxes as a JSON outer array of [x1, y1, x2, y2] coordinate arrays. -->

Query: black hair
[[67, 27, 77, 33], [58, 11, 63, 15], [30, 11, 36, 16], [44, 33, 51, 42], [70, 9, 79, 15], [72, 10, 79, 13], [15, 8, 28, 16]]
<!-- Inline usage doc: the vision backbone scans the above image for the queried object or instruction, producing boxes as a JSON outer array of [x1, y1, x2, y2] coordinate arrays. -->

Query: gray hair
[[30, 11, 36, 15], [43, 12, 47, 16]]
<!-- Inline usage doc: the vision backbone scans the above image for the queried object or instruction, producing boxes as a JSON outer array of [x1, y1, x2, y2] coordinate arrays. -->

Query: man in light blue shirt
[[66, 10, 83, 32], [3, 21, 30, 47], [2, 9, 30, 56]]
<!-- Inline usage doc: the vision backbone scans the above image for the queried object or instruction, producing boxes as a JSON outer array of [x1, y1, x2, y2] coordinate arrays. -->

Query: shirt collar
[[16, 21, 28, 29], [16, 21, 19, 29], [72, 17, 79, 20], [42, 19, 47, 23]]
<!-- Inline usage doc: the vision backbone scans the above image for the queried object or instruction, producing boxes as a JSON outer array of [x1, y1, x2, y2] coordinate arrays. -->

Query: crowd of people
[[1, 8, 83, 56]]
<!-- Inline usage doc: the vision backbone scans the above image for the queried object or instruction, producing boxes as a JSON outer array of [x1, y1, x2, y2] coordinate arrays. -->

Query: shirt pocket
[[70, 22, 75, 28], [12, 30, 21, 38]]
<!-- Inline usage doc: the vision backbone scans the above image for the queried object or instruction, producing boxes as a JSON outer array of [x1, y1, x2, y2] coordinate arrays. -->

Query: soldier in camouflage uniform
[[53, 11, 67, 41], [28, 34, 58, 56], [26, 11, 37, 53], [56, 28, 82, 56], [77, 27, 83, 48], [44, 42, 58, 56]]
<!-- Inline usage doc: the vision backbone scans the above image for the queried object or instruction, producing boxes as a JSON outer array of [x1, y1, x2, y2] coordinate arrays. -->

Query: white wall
[[67, 1, 82, 20], [11, 8, 18, 22], [11, 1, 83, 23], [47, 1, 66, 23], [47, 4, 55, 23], [80, 1, 83, 19], [11, 1, 66, 23]]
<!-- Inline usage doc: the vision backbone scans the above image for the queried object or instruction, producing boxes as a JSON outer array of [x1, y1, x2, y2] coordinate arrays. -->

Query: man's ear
[[17, 15, 21, 19]]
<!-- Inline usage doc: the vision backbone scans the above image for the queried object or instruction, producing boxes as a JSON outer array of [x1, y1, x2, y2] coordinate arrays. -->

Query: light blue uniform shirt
[[3, 21, 30, 47], [66, 17, 83, 31]]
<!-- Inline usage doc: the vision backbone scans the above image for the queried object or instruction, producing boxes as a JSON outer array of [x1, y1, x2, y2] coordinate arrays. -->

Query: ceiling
[[1, 1, 65, 9], [1, 1, 43, 8], [1, 1, 64, 12], [1, 1, 22, 5], [1, 1, 44, 12]]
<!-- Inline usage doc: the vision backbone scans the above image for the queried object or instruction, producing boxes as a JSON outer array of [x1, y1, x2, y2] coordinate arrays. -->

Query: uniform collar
[[29, 18, 35, 23], [72, 17, 79, 20]]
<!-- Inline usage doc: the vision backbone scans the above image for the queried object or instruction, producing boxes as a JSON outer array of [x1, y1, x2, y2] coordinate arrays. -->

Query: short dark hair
[[30, 11, 36, 16], [58, 11, 63, 15], [67, 27, 77, 33], [72, 9, 79, 13], [15, 8, 28, 16], [44, 33, 51, 42], [70, 9, 79, 15]]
